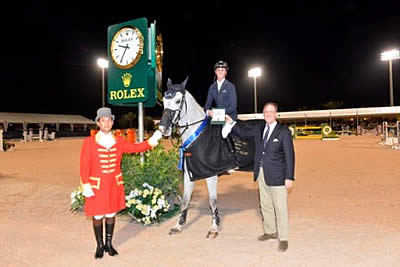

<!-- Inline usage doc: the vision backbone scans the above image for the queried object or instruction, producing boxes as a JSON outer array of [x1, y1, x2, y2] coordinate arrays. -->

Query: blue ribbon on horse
[[178, 117, 209, 170]]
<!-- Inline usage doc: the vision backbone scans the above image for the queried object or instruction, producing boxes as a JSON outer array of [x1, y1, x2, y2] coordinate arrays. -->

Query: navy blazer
[[204, 79, 238, 120], [232, 121, 295, 186]]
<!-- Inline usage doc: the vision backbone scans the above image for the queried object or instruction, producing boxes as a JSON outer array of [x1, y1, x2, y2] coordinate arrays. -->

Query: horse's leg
[[205, 175, 219, 239], [169, 168, 195, 235]]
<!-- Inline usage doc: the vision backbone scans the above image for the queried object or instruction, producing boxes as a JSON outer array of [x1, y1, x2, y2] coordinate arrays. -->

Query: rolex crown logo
[[122, 73, 132, 88]]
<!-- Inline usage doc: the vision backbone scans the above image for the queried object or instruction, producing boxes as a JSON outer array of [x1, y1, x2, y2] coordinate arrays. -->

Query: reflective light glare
[[381, 49, 400, 61], [248, 67, 262, 77], [97, 58, 109, 68]]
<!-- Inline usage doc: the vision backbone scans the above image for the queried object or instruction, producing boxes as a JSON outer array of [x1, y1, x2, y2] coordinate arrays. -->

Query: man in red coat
[[80, 107, 162, 259]]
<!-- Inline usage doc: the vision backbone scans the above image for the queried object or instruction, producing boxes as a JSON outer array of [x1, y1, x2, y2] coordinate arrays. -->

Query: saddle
[[183, 119, 260, 181]]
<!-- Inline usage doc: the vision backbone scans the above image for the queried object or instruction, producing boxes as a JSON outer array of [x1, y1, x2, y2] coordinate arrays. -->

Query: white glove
[[148, 130, 163, 147], [222, 121, 237, 139], [82, 183, 95, 198]]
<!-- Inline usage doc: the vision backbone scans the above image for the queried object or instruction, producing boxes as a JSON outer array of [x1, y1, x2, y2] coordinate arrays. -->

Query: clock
[[110, 26, 144, 69]]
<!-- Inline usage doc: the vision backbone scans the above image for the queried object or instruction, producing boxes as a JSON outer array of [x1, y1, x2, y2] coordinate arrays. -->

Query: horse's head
[[159, 76, 189, 136]]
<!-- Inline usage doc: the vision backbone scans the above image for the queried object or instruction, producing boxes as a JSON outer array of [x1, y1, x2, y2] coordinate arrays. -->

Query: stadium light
[[97, 58, 109, 107], [381, 49, 400, 106], [248, 67, 262, 113]]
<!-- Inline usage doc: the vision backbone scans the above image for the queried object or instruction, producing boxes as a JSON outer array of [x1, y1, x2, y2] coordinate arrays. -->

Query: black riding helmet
[[214, 60, 229, 71]]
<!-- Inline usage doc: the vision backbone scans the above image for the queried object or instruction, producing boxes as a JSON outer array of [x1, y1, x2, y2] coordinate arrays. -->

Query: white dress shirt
[[217, 78, 225, 91]]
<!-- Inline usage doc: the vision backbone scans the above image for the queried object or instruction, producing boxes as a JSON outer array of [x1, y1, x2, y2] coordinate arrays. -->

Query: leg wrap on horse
[[210, 206, 220, 226], [179, 208, 188, 225]]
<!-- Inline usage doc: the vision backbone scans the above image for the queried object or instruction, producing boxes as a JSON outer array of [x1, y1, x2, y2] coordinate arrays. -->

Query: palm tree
[[322, 100, 344, 110], [118, 112, 136, 129]]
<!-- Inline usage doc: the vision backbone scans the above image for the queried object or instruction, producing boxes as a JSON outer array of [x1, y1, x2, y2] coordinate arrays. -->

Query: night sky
[[2, 1, 400, 121]]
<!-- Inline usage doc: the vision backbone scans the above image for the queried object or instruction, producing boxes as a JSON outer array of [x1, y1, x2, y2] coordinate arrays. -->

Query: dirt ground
[[0, 135, 399, 267]]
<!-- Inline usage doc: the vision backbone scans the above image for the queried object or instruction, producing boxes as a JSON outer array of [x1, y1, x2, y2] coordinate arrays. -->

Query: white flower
[[141, 205, 150, 216], [157, 198, 166, 208], [150, 209, 157, 218], [70, 191, 77, 199], [128, 190, 138, 198], [143, 183, 154, 191], [143, 189, 150, 197]]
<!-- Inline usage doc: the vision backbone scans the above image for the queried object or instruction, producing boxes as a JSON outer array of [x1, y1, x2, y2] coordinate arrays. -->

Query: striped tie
[[263, 125, 270, 148]]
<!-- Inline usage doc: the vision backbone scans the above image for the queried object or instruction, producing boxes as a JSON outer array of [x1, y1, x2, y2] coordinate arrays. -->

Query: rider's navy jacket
[[204, 79, 238, 120]]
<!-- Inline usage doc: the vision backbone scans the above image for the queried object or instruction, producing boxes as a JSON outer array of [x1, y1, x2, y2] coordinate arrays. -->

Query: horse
[[158, 76, 255, 238]]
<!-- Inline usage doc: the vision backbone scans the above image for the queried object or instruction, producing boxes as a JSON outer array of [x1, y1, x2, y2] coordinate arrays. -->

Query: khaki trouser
[[257, 167, 289, 241]]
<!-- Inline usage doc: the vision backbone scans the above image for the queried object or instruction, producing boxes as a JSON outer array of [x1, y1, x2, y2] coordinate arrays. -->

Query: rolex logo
[[122, 73, 132, 88]]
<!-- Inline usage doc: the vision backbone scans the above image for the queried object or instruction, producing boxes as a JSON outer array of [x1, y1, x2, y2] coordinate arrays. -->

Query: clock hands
[[119, 44, 130, 64]]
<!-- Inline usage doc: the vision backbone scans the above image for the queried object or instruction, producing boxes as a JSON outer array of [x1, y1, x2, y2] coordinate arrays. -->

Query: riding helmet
[[214, 60, 229, 71]]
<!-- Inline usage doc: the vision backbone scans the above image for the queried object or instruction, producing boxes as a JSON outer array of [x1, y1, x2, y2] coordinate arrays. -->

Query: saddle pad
[[184, 120, 259, 180]]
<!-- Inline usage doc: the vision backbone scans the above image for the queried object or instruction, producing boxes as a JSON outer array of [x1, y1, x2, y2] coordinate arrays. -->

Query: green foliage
[[121, 143, 182, 199]]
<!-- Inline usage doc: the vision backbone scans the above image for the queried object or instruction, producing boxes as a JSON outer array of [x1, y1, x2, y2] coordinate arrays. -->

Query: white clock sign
[[110, 26, 144, 69]]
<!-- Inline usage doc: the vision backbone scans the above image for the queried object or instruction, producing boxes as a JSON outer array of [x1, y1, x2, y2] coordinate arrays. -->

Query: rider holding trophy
[[204, 60, 238, 124]]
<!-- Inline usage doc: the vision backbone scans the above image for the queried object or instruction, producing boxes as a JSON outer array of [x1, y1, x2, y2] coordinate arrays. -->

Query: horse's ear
[[181, 76, 189, 90], [167, 78, 172, 89]]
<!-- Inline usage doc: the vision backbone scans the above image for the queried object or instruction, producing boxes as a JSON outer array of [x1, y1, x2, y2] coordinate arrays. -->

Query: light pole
[[248, 67, 262, 113], [97, 58, 109, 107], [381, 49, 399, 106]]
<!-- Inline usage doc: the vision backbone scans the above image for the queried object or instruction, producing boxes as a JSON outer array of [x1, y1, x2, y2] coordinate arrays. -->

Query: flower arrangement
[[125, 183, 170, 225], [70, 186, 85, 213]]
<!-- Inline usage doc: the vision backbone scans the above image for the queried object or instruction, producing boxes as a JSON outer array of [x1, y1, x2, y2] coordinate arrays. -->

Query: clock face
[[110, 26, 144, 69]]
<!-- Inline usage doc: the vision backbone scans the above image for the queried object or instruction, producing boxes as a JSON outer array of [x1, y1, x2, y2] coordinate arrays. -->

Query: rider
[[204, 60, 238, 121]]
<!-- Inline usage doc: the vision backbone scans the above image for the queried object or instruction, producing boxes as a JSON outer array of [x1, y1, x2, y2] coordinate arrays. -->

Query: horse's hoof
[[206, 231, 219, 239], [169, 228, 181, 235]]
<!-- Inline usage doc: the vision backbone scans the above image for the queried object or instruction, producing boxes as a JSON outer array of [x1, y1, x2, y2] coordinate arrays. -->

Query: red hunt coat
[[80, 133, 152, 216]]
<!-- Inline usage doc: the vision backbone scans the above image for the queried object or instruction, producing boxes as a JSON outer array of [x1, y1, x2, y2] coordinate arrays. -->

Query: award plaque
[[211, 108, 226, 125]]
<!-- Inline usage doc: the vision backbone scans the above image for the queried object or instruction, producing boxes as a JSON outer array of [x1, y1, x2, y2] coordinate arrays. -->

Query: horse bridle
[[165, 91, 206, 148]]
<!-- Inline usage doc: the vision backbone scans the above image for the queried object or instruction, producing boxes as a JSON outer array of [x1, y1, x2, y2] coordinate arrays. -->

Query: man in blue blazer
[[224, 102, 295, 252], [204, 60, 238, 120]]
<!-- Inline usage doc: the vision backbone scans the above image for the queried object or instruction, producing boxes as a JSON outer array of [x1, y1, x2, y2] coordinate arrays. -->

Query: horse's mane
[[184, 90, 205, 118]]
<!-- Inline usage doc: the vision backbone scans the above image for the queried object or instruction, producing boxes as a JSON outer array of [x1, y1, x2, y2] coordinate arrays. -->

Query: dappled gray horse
[[159, 77, 254, 238]]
